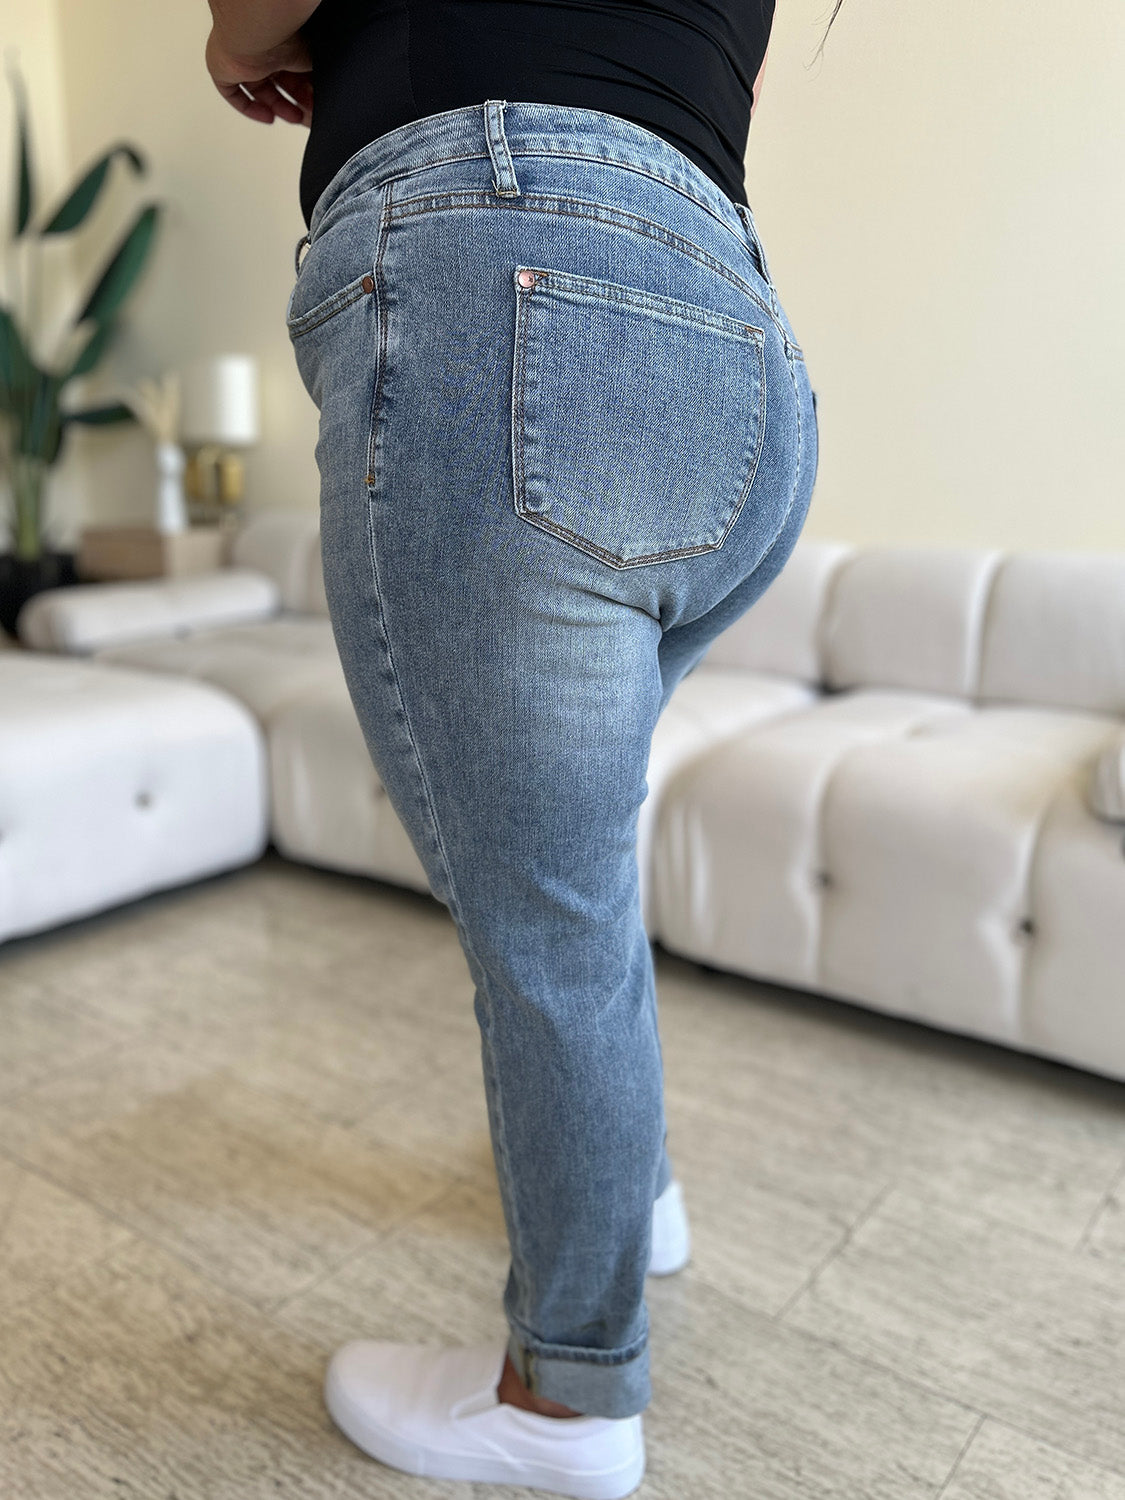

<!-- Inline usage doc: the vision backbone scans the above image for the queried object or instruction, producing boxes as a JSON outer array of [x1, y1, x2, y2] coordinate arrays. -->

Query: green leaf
[[63, 401, 135, 426], [74, 203, 160, 325], [65, 317, 118, 380], [9, 67, 35, 237], [43, 403, 67, 463], [40, 144, 146, 235], [41, 396, 66, 465], [0, 303, 35, 407], [13, 368, 62, 458]]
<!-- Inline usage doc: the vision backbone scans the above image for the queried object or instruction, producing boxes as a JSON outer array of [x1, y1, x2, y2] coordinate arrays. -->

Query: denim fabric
[[287, 99, 818, 1419]]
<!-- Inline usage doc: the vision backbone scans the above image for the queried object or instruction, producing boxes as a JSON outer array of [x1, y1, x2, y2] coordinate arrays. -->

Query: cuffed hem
[[506, 1327, 651, 1418]]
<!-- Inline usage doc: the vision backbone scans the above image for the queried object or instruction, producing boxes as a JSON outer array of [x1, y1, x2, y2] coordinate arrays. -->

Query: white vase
[[155, 441, 188, 534]]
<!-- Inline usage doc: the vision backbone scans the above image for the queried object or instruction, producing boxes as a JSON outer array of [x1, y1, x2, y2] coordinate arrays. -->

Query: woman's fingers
[[277, 70, 318, 120], [272, 70, 315, 125], [217, 81, 276, 124], [215, 73, 311, 126], [242, 76, 307, 125]]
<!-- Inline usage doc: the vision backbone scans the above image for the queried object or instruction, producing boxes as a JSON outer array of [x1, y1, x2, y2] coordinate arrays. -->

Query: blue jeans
[[287, 99, 817, 1419]]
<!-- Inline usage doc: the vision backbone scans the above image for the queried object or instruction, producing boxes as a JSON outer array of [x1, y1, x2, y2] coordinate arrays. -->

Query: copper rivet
[[362, 275, 375, 294], [517, 270, 537, 289]]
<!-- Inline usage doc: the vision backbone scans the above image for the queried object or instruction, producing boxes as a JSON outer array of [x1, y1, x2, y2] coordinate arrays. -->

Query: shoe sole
[[647, 1251, 690, 1276], [325, 1365, 646, 1500]]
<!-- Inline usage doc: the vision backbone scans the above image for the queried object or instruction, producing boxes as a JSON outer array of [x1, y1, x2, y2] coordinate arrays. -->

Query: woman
[[206, 3, 818, 1495]]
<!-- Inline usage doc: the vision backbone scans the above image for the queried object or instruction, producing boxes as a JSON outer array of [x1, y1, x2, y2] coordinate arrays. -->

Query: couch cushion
[[17, 569, 279, 654], [701, 540, 852, 683], [230, 509, 322, 613], [979, 553, 1125, 715], [639, 666, 816, 931], [304, 537, 331, 617], [0, 654, 267, 943], [656, 691, 1120, 1055], [1089, 731, 1125, 822], [653, 690, 970, 985], [822, 547, 1001, 698], [95, 616, 343, 724], [1023, 781, 1125, 1078], [816, 705, 1120, 1044], [268, 683, 431, 893]]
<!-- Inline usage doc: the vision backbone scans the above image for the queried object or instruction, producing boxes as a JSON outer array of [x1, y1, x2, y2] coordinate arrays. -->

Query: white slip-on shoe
[[324, 1338, 646, 1500], [648, 1178, 691, 1276]]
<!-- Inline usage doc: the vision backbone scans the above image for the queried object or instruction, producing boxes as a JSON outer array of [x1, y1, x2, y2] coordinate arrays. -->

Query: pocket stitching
[[511, 268, 768, 570], [287, 271, 373, 339], [519, 266, 766, 346]]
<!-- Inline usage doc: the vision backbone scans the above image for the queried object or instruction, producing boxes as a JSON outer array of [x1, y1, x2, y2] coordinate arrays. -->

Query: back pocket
[[511, 266, 767, 569]]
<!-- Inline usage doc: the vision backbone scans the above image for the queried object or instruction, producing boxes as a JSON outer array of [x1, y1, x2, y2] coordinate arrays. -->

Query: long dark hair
[[814, 0, 845, 61]]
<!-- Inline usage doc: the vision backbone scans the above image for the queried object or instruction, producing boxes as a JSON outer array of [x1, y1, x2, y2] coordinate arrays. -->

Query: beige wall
[[1, 0, 90, 542], [52, 0, 317, 532], [750, 0, 1125, 548], [19, 0, 1125, 548]]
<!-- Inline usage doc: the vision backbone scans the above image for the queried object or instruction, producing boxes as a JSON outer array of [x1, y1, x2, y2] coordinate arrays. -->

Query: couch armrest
[[17, 569, 281, 654], [1089, 732, 1125, 822]]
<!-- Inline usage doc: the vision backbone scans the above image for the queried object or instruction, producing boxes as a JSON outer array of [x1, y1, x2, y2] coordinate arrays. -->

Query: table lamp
[[180, 354, 260, 522]]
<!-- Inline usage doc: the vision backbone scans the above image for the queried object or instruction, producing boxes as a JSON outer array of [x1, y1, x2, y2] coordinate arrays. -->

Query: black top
[[298, 0, 775, 227]]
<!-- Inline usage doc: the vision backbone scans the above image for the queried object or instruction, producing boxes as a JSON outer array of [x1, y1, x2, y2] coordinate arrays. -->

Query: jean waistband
[[305, 99, 759, 256]]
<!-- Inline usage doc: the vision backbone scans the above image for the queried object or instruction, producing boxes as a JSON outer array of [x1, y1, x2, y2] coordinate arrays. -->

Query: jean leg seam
[[770, 344, 804, 552], [360, 494, 535, 1320]]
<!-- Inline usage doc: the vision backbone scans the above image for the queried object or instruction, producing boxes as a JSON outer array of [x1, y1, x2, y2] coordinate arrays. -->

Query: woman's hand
[[205, 25, 314, 126]]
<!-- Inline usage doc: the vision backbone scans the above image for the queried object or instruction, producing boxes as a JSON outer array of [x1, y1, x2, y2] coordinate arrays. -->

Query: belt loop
[[484, 99, 521, 198], [294, 231, 311, 274]]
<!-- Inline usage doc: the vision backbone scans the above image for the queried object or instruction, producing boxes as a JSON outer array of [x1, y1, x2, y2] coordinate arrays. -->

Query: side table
[[77, 524, 235, 581]]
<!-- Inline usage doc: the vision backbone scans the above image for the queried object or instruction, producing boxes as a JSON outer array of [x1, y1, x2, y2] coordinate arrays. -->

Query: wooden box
[[77, 525, 230, 581]]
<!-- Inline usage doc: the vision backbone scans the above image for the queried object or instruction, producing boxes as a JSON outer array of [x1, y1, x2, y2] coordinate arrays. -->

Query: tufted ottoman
[[0, 653, 268, 944]]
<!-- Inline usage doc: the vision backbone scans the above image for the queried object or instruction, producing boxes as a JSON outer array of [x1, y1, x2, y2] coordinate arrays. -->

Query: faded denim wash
[[287, 98, 818, 1419]]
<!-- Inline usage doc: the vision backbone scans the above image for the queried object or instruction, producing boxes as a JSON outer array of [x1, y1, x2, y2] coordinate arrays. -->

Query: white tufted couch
[[16, 514, 1125, 1081], [0, 651, 268, 944]]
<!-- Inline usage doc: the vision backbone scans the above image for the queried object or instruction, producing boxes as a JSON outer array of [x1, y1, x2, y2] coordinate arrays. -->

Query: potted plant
[[0, 63, 161, 637]]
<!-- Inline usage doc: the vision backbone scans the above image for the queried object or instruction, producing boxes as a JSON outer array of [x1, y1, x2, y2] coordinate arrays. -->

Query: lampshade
[[180, 354, 259, 447]]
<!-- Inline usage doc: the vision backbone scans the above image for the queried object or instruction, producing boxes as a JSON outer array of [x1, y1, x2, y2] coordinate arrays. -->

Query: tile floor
[[1, 852, 1124, 1498]]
